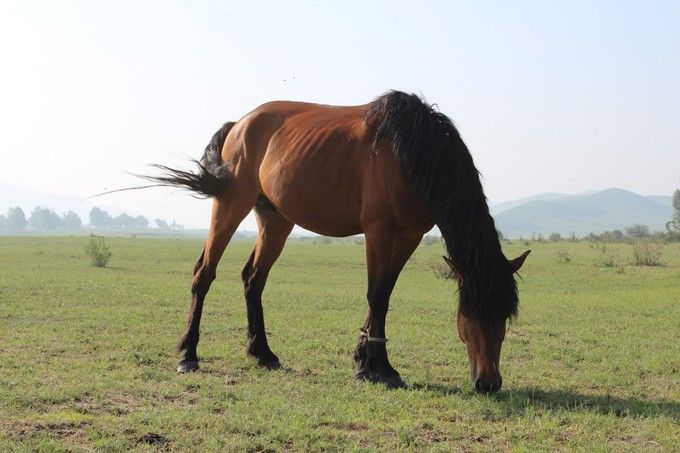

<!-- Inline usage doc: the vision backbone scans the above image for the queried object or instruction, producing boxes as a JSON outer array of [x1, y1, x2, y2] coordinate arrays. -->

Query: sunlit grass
[[0, 237, 678, 450]]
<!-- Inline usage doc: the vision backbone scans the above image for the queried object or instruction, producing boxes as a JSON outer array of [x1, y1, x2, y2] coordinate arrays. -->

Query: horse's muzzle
[[473, 375, 502, 394]]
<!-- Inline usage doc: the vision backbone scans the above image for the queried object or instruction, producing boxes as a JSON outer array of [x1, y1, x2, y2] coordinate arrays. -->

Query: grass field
[[0, 236, 679, 451]]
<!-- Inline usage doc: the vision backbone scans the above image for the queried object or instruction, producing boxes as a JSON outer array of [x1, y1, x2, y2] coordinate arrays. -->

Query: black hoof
[[355, 370, 407, 389], [177, 360, 199, 373], [247, 346, 280, 369], [258, 357, 282, 369]]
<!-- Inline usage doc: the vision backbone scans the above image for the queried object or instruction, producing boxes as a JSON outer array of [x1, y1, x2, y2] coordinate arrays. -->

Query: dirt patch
[[2, 419, 89, 447], [137, 432, 169, 445], [316, 420, 369, 432]]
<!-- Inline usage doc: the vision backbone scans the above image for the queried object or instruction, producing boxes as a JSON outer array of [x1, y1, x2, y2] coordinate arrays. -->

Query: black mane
[[366, 91, 518, 320]]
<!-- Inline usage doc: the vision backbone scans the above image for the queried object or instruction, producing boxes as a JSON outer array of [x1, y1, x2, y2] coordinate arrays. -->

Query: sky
[[1, 1, 678, 229]]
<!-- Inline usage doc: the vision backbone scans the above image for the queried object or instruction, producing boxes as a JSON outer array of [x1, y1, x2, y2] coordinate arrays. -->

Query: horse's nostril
[[474, 378, 483, 392], [474, 377, 501, 394]]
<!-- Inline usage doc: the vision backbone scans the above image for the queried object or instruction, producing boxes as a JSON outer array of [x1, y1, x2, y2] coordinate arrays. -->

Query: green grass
[[0, 236, 678, 451]]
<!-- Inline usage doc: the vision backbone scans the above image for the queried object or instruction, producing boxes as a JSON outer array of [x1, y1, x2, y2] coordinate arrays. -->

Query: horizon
[[1, 1, 679, 229], [1, 183, 673, 237]]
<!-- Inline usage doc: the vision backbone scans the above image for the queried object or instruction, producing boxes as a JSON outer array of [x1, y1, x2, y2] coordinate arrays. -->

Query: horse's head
[[444, 250, 530, 393]]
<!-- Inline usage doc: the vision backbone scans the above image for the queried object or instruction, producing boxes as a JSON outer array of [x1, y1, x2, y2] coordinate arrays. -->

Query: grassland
[[0, 236, 678, 451]]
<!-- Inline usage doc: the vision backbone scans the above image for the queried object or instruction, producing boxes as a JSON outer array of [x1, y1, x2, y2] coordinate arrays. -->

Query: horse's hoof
[[383, 374, 408, 390], [354, 370, 407, 389], [354, 370, 370, 382], [248, 347, 280, 369], [256, 355, 281, 369], [177, 361, 199, 373]]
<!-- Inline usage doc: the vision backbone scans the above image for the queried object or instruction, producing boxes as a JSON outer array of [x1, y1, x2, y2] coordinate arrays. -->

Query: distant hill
[[492, 188, 673, 237], [490, 193, 568, 215]]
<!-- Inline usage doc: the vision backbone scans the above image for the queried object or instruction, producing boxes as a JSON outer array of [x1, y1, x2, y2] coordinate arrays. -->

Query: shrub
[[429, 257, 453, 280], [85, 234, 112, 267], [593, 244, 620, 268], [556, 250, 572, 263], [632, 240, 664, 266]]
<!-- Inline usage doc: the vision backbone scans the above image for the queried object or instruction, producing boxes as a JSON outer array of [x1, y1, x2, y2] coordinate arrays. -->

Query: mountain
[[645, 195, 673, 208], [493, 188, 673, 237], [490, 193, 568, 215]]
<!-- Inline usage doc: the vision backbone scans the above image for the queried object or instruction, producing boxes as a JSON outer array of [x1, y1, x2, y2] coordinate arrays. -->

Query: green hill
[[493, 188, 673, 237]]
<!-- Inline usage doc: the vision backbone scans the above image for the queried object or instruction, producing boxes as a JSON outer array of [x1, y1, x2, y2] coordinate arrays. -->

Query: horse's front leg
[[354, 231, 422, 388]]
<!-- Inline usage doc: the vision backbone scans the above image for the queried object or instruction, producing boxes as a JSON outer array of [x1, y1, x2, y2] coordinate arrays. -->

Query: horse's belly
[[260, 150, 365, 237]]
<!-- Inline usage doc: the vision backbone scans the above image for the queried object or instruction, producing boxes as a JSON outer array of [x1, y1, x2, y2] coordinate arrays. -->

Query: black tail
[[141, 122, 236, 198]]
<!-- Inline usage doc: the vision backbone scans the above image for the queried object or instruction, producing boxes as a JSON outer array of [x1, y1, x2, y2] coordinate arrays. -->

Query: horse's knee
[[244, 276, 263, 301], [192, 265, 216, 294], [241, 251, 256, 284]]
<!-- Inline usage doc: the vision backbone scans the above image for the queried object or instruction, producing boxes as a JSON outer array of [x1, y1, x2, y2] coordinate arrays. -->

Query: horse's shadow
[[411, 383, 680, 421]]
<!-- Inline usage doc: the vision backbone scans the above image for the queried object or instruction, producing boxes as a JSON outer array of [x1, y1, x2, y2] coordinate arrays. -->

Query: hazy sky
[[1, 1, 678, 229]]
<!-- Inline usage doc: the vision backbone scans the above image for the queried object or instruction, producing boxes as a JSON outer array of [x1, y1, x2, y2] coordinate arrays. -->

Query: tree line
[[0, 206, 184, 232]]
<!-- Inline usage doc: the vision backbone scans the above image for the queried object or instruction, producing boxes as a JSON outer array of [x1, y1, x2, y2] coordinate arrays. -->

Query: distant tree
[[625, 224, 650, 238], [28, 206, 62, 230], [0, 214, 6, 231], [666, 189, 680, 241], [155, 218, 168, 229], [497, 230, 505, 241], [134, 215, 149, 228], [62, 211, 82, 229], [600, 229, 625, 243], [6, 207, 27, 231], [548, 232, 562, 242], [89, 207, 113, 227], [170, 220, 183, 230], [585, 232, 599, 241], [113, 213, 135, 228]]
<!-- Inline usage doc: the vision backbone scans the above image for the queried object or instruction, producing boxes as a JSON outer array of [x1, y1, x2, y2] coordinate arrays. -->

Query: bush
[[85, 234, 112, 267], [593, 244, 620, 268], [632, 240, 664, 266], [555, 250, 572, 263], [428, 257, 454, 280]]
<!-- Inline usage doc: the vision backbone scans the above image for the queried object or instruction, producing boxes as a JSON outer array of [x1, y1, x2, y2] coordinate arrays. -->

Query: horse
[[146, 91, 530, 393]]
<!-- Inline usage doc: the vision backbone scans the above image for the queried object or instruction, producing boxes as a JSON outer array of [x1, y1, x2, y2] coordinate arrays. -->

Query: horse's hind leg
[[240, 199, 293, 367], [354, 228, 422, 388], [177, 194, 255, 373]]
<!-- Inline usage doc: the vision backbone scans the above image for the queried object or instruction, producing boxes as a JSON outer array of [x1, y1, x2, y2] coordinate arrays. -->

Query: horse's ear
[[442, 256, 463, 280], [509, 250, 531, 274]]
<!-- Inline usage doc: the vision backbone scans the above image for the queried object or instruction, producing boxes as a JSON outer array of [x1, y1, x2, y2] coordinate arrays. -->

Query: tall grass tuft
[[555, 250, 572, 263]]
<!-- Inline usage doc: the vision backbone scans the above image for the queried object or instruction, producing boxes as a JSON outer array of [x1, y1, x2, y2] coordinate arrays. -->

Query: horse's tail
[[142, 122, 236, 198]]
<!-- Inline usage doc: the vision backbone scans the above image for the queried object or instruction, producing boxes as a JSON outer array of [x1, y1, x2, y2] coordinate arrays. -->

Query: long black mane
[[366, 91, 518, 320]]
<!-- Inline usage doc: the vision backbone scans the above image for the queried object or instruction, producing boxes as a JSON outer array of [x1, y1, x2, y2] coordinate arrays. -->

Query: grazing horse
[[148, 91, 529, 393]]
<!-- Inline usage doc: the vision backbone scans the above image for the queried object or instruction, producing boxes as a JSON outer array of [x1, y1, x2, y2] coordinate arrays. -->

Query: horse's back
[[223, 100, 434, 237]]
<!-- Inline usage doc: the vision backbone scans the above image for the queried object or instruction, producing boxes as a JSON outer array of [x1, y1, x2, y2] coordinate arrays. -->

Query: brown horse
[[147, 91, 529, 393]]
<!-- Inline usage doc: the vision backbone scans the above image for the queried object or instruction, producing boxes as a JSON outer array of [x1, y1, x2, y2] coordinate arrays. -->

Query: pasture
[[0, 236, 678, 451]]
